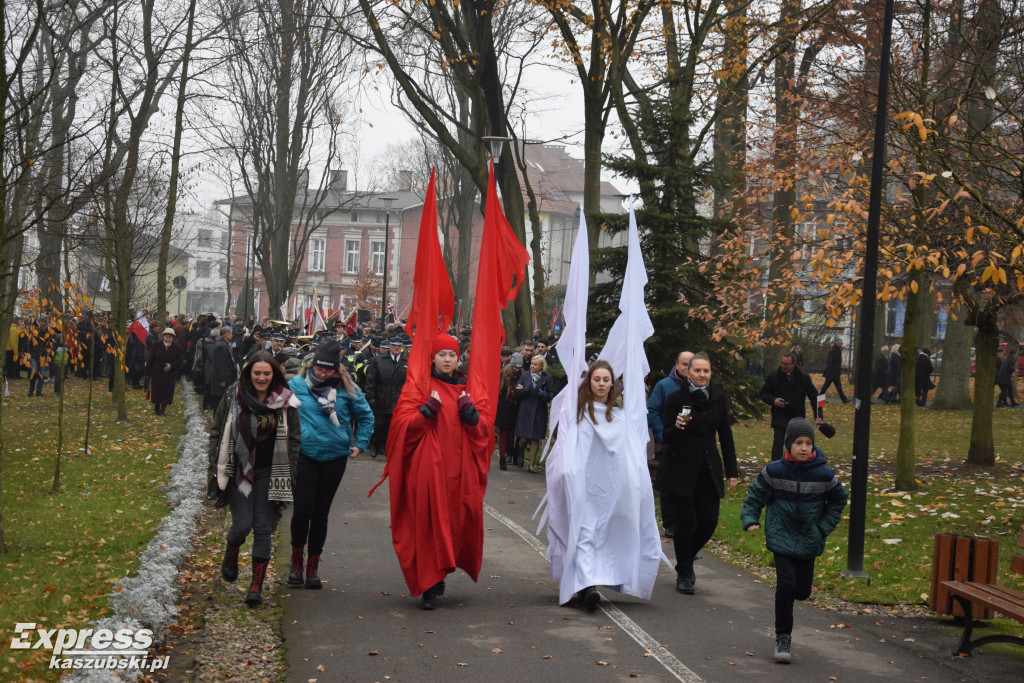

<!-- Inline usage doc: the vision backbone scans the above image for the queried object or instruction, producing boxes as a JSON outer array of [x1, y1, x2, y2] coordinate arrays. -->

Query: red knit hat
[[431, 334, 459, 357]]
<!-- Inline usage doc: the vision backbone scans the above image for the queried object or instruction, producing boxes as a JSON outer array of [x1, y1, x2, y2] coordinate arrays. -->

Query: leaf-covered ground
[[0, 377, 187, 681]]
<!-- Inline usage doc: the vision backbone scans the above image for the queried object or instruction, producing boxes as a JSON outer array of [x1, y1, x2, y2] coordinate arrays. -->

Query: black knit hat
[[312, 340, 342, 370], [784, 417, 816, 453]]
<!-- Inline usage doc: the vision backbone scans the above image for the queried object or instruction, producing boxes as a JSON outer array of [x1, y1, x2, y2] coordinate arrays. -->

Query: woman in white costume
[[547, 359, 666, 611]]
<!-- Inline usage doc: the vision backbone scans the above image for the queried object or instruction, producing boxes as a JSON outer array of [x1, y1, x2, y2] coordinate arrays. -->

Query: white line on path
[[484, 504, 703, 683]]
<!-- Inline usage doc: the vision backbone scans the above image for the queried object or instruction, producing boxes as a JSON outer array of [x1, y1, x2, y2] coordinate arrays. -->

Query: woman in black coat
[[146, 328, 184, 415], [656, 352, 738, 595], [514, 355, 554, 472], [495, 360, 523, 470], [885, 343, 901, 404], [914, 349, 935, 406]]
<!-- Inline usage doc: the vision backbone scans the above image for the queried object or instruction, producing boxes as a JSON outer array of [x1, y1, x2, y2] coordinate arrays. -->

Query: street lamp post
[[844, 0, 896, 579], [379, 196, 396, 324]]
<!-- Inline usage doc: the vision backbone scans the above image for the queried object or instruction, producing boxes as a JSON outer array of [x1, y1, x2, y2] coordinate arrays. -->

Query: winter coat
[[823, 344, 843, 381], [759, 366, 820, 430], [514, 370, 554, 440], [364, 352, 408, 413], [8, 324, 22, 355], [647, 367, 686, 446], [209, 338, 237, 397], [206, 382, 301, 507], [915, 353, 935, 392], [289, 374, 374, 462], [146, 341, 184, 405], [873, 353, 889, 387], [996, 355, 1015, 384], [495, 374, 521, 431], [886, 351, 901, 387], [740, 448, 848, 558], [656, 381, 738, 499]]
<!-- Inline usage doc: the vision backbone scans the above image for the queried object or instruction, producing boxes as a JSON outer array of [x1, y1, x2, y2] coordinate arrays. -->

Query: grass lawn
[[0, 376, 187, 681], [709, 398, 1024, 608]]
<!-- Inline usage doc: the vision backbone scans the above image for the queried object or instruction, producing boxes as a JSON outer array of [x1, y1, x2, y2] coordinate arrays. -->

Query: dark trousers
[[497, 428, 515, 460], [666, 467, 721, 575], [997, 382, 1016, 406], [290, 453, 348, 556], [227, 467, 275, 561], [774, 553, 815, 636], [371, 411, 392, 453], [4, 350, 18, 379], [819, 376, 847, 402], [771, 427, 787, 461]]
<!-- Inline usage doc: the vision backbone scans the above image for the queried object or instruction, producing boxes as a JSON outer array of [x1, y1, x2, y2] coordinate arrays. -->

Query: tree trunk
[[712, 0, 748, 222], [894, 274, 924, 490], [156, 0, 198, 325], [930, 301, 972, 410], [966, 307, 997, 465]]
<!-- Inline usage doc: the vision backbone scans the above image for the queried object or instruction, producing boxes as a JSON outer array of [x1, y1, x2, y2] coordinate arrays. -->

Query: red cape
[[385, 377, 492, 595]]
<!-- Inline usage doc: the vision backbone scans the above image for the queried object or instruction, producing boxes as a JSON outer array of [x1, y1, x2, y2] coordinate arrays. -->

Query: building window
[[370, 241, 385, 275], [351, 211, 359, 222], [309, 234, 326, 272], [196, 261, 211, 278], [197, 229, 212, 248], [345, 240, 360, 273]]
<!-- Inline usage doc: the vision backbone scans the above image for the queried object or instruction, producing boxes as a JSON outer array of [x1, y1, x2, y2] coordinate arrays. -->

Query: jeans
[[290, 453, 348, 556], [29, 358, 45, 396], [774, 553, 815, 636], [227, 467, 277, 561]]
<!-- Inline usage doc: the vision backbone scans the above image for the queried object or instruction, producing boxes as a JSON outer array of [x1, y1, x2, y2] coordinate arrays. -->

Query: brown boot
[[286, 547, 304, 587], [245, 559, 269, 606], [305, 555, 322, 589]]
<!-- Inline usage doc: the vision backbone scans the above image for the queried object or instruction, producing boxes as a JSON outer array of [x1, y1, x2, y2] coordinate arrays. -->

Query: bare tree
[[353, 0, 546, 340], [205, 0, 356, 316]]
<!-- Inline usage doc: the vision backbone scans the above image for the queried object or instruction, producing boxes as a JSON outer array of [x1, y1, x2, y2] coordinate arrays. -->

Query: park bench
[[939, 531, 1024, 656]]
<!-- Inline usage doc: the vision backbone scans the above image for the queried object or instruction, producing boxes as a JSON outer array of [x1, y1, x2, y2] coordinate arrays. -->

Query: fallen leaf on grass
[[542, 655, 552, 659], [457, 662, 467, 666], [317, 665, 325, 671], [596, 660, 608, 666], [492, 648, 502, 654], [368, 651, 379, 656]]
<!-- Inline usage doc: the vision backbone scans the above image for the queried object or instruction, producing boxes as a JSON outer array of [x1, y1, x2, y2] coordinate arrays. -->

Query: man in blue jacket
[[646, 350, 692, 537]]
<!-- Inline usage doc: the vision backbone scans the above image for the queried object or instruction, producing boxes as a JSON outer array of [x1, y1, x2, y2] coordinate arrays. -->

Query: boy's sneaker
[[773, 634, 792, 664]]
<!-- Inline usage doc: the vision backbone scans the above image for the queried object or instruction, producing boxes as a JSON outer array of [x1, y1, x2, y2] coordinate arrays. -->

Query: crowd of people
[[13, 307, 1024, 665]]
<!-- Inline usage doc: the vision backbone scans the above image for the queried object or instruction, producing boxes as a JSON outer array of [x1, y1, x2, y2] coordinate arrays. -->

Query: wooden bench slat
[[1010, 555, 1024, 576], [941, 581, 1024, 622]]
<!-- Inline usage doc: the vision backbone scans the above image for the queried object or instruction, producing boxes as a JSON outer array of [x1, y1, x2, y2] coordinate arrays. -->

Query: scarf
[[688, 379, 710, 401], [530, 371, 541, 384], [221, 382, 297, 501], [305, 372, 341, 428]]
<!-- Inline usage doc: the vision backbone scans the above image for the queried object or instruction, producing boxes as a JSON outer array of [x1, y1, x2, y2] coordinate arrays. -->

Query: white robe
[[546, 406, 668, 605]]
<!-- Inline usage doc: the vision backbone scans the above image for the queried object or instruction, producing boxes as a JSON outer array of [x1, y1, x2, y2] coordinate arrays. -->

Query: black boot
[[676, 566, 695, 594], [286, 546, 304, 587], [221, 543, 241, 583], [582, 586, 600, 612], [245, 559, 269, 606], [305, 555, 322, 589], [420, 586, 437, 610]]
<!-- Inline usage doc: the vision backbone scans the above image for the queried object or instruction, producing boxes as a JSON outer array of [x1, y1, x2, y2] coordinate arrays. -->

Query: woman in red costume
[[385, 333, 492, 609]]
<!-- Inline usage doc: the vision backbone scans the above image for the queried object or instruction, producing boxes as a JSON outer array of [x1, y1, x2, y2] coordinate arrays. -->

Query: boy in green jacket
[[740, 418, 848, 664]]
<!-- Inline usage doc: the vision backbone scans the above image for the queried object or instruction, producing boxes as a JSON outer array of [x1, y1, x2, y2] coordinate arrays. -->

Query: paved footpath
[[281, 458, 1022, 682]]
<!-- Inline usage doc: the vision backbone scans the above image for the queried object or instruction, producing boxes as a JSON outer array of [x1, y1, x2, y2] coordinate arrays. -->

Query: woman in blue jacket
[[287, 340, 374, 589]]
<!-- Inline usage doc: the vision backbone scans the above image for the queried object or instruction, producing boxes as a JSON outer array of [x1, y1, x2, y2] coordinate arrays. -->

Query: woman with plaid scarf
[[208, 351, 301, 606]]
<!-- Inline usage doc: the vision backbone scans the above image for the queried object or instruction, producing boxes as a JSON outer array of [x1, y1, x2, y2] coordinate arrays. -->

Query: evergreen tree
[[592, 86, 761, 416]]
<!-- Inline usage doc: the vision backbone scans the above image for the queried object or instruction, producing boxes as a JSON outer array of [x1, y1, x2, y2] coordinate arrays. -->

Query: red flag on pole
[[466, 160, 531, 426]]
